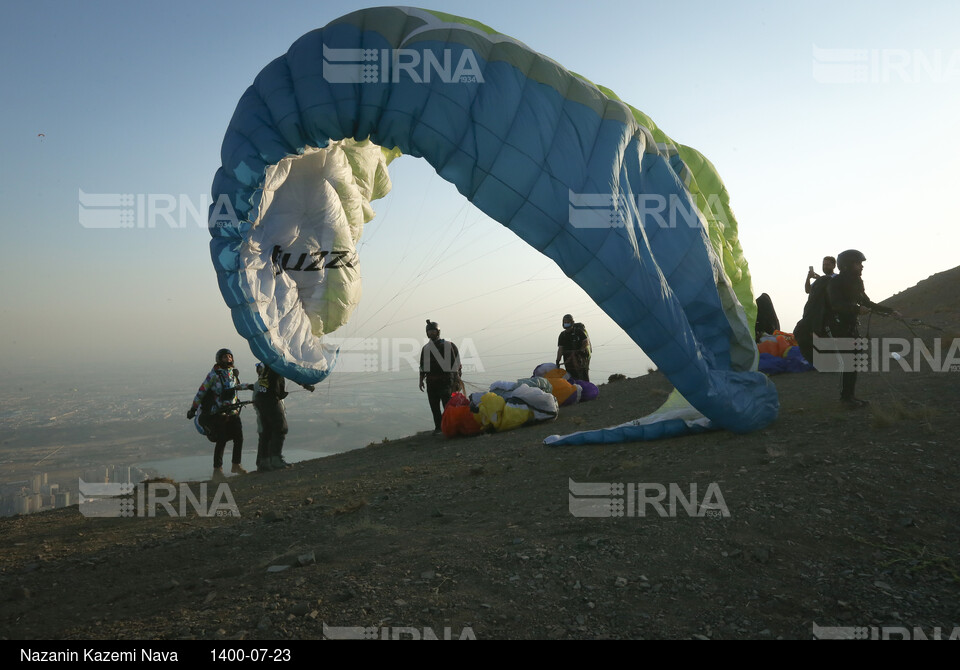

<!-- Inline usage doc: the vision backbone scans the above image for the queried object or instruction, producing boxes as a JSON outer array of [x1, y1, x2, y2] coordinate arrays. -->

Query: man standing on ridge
[[419, 319, 461, 435], [794, 266, 837, 365], [826, 250, 901, 408], [253, 362, 315, 472], [556, 314, 591, 381], [187, 349, 253, 479], [805, 255, 837, 294]]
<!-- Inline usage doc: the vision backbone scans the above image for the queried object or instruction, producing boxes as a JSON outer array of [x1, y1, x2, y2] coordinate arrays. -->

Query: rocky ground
[[2, 268, 958, 640]]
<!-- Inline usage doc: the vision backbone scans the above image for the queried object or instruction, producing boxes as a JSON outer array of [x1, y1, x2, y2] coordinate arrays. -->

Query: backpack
[[794, 276, 835, 365], [574, 323, 592, 356], [193, 390, 219, 442]]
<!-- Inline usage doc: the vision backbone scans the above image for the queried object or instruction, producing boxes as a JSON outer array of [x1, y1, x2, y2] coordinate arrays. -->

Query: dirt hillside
[[2, 268, 958, 640]]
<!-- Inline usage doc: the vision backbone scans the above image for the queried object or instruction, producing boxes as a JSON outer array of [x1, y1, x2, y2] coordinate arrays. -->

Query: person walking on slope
[[419, 320, 461, 435], [826, 250, 901, 408], [253, 362, 315, 472], [187, 349, 254, 479]]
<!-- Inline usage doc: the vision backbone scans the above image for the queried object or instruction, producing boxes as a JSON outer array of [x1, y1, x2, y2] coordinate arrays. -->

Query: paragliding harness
[[573, 321, 593, 358], [576, 323, 593, 357], [194, 399, 253, 442], [193, 367, 251, 442], [561, 322, 592, 370]]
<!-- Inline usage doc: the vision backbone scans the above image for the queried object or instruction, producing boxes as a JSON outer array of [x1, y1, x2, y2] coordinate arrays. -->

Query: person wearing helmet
[[418, 319, 462, 434], [826, 250, 902, 407], [252, 361, 315, 472], [556, 314, 592, 381], [187, 349, 254, 478]]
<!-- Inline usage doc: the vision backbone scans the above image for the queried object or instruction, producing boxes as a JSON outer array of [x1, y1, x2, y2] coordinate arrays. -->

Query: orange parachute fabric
[[542, 368, 578, 405], [757, 330, 797, 357], [441, 393, 483, 437]]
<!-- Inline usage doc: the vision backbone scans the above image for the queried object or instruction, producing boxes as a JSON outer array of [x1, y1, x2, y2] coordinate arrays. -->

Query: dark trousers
[[254, 397, 288, 465], [836, 327, 860, 400], [212, 415, 243, 468], [840, 369, 858, 400], [426, 377, 454, 430], [564, 353, 590, 382]]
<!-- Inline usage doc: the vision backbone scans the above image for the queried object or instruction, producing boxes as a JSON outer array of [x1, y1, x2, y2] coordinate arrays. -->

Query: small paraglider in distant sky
[[37, 133, 45, 142]]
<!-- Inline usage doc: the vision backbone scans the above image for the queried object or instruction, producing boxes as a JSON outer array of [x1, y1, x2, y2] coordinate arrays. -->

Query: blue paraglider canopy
[[207, 7, 778, 443]]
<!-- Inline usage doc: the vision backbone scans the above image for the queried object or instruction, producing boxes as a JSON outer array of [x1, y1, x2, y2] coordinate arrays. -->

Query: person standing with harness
[[419, 320, 461, 435], [794, 272, 836, 366], [826, 250, 901, 408], [556, 314, 591, 381], [187, 349, 253, 479], [253, 362, 315, 472]]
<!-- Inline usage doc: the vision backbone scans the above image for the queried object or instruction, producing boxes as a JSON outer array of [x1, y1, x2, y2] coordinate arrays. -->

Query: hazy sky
[[2, 0, 958, 391]]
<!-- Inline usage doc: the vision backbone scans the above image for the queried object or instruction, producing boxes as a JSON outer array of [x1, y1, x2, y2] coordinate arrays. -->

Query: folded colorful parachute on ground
[[532, 363, 599, 406], [757, 331, 813, 375], [208, 7, 778, 445], [757, 331, 796, 357], [441, 379, 560, 437], [440, 392, 483, 437]]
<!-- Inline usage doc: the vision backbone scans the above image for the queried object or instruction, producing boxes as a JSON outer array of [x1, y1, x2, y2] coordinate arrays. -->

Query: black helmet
[[216, 348, 233, 362], [425, 319, 439, 334], [837, 249, 866, 271]]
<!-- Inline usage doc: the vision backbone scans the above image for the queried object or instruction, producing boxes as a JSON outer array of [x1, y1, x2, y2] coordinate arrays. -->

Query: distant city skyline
[[0, 365, 435, 511]]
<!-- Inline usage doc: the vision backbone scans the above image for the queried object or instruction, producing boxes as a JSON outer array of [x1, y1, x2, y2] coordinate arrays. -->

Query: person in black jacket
[[804, 255, 837, 294], [794, 272, 836, 365], [253, 362, 315, 472], [556, 314, 591, 381], [826, 250, 901, 407], [419, 320, 461, 434]]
